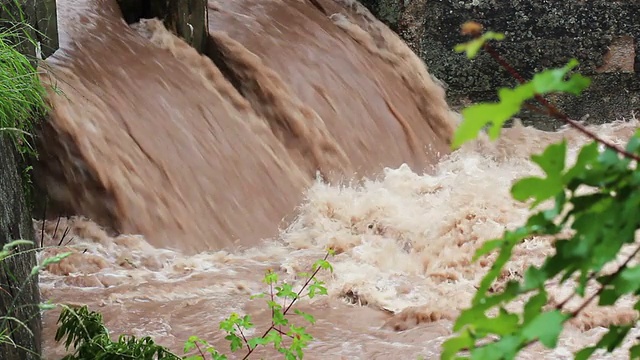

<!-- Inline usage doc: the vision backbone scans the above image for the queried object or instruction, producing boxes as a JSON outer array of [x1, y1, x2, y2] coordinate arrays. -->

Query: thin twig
[[194, 341, 206, 358], [570, 244, 640, 317], [283, 252, 330, 315], [53, 216, 61, 239], [236, 324, 251, 352], [240, 252, 331, 360], [39, 200, 47, 248], [512, 243, 640, 353]]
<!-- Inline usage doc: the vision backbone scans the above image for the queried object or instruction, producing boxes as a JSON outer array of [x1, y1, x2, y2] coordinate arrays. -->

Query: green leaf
[[452, 61, 590, 149], [294, 309, 316, 325], [275, 283, 298, 300], [576, 325, 632, 360], [511, 177, 563, 206], [454, 31, 505, 59], [470, 335, 521, 360], [611, 265, 640, 295], [307, 279, 328, 299], [511, 141, 567, 206], [263, 270, 279, 285], [473, 239, 503, 260], [247, 336, 269, 349], [575, 346, 597, 360], [32, 252, 73, 275], [313, 259, 333, 273], [273, 309, 288, 326], [225, 333, 243, 352], [522, 290, 547, 323], [441, 328, 475, 360], [530, 59, 590, 95], [521, 310, 567, 348]]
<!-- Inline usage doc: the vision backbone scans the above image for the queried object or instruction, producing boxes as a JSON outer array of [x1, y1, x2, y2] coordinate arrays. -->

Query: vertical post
[[149, 0, 209, 54]]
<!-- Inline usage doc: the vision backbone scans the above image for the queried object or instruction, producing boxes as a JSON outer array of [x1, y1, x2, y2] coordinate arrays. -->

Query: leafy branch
[[55, 250, 335, 360], [443, 22, 640, 360], [454, 21, 640, 162]]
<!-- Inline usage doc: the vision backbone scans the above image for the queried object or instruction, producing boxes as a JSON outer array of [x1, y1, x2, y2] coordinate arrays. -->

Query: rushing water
[[31, 0, 639, 359]]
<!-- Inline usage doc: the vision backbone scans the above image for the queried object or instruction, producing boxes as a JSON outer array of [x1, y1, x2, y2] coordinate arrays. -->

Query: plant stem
[[236, 324, 251, 352], [240, 251, 330, 360]]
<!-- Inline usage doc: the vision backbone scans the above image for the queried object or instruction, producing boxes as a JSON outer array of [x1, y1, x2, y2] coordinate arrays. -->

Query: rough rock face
[[360, 0, 640, 130], [0, 136, 41, 360]]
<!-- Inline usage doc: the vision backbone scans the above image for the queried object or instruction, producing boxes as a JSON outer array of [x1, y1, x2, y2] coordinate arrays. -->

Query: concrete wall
[[0, 1, 57, 358], [0, 135, 41, 360], [361, 0, 640, 130]]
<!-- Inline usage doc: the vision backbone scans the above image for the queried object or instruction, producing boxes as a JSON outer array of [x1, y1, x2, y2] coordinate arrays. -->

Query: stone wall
[[360, 0, 640, 130]]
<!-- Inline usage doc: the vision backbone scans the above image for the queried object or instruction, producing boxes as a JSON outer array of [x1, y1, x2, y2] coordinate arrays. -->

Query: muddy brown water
[[31, 0, 639, 359]]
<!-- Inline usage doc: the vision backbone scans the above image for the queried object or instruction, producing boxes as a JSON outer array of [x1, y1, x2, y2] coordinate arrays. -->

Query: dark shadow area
[[115, 0, 152, 24]]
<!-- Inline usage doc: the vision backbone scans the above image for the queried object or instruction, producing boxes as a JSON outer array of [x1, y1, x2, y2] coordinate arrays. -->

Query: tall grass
[[0, 23, 48, 156]]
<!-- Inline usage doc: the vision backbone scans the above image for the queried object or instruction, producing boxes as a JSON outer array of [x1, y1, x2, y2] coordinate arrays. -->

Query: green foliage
[[454, 30, 505, 59], [451, 59, 591, 149], [180, 250, 334, 360], [55, 305, 180, 359], [55, 251, 335, 360], [443, 29, 640, 359], [0, 1, 57, 213], [0, 18, 48, 158]]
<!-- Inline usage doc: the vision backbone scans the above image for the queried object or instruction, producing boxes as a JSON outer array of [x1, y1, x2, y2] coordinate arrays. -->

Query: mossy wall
[[361, 0, 640, 130]]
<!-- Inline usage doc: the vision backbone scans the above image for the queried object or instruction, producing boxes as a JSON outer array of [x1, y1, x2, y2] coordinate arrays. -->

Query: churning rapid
[[32, 0, 639, 359]]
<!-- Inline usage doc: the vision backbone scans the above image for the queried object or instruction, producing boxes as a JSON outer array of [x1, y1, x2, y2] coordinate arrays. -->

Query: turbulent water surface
[[31, 0, 639, 359]]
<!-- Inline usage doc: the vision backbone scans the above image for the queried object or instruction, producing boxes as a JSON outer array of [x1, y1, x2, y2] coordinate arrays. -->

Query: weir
[[34, 0, 456, 254]]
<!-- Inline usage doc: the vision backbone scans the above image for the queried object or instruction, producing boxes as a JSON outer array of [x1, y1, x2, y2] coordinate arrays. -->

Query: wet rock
[[361, 0, 640, 130]]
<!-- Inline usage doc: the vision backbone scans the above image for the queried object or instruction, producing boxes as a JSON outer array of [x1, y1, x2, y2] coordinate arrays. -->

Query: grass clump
[[0, 24, 47, 157]]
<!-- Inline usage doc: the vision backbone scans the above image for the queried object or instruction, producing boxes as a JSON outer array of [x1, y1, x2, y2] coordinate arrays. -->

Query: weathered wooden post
[[0, 0, 58, 59], [0, 1, 58, 359], [117, 0, 208, 53], [150, 0, 208, 53]]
